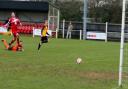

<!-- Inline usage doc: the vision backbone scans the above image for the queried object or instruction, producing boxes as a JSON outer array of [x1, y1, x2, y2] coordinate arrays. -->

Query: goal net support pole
[[83, 0, 87, 40], [119, 0, 126, 87]]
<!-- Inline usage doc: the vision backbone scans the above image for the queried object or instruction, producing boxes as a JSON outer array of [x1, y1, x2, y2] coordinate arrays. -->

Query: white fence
[[60, 20, 108, 41], [33, 27, 52, 37], [0, 27, 7, 33]]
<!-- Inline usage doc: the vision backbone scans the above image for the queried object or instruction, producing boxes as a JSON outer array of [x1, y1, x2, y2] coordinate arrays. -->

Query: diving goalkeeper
[[1, 39, 24, 51]]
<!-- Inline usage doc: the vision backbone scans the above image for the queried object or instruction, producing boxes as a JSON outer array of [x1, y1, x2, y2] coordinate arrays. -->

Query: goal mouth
[[48, 3, 60, 38]]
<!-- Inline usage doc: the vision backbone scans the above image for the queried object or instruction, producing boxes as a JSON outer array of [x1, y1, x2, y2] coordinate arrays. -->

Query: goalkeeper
[[1, 39, 24, 51], [38, 20, 49, 50]]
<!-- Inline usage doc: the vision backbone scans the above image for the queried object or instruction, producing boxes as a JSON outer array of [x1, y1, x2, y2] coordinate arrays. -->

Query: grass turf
[[0, 35, 128, 89]]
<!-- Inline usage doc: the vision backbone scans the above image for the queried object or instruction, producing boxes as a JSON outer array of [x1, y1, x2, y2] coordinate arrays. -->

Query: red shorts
[[11, 27, 18, 37], [12, 32, 19, 37]]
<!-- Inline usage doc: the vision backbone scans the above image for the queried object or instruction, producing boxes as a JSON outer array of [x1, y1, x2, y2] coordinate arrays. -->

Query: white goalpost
[[119, 0, 126, 87]]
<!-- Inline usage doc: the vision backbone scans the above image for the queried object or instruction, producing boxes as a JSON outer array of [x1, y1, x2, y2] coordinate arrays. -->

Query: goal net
[[48, 3, 60, 38]]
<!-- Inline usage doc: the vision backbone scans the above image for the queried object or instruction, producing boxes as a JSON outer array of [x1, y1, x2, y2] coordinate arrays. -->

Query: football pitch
[[0, 35, 128, 89]]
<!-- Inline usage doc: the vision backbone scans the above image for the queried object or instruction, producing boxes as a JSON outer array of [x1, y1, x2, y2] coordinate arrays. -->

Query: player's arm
[[46, 32, 50, 36], [46, 26, 50, 36], [18, 19, 22, 26], [46, 29, 50, 36], [3, 20, 10, 28], [41, 26, 45, 36]]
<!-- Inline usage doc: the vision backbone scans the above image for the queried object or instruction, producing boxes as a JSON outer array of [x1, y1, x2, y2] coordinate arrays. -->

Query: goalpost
[[48, 3, 60, 38], [119, 0, 128, 87]]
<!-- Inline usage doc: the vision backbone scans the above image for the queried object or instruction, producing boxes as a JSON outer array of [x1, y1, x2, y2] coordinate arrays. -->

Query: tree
[[52, 0, 122, 23], [55, 0, 83, 21], [88, 0, 122, 23]]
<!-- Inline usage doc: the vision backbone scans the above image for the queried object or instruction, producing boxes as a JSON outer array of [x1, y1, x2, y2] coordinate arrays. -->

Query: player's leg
[[16, 33, 20, 45], [9, 33, 17, 46], [38, 41, 41, 50], [38, 36, 47, 50], [38, 37, 43, 50], [38, 36, 49, 50], [9, 37, 16, 46], [43, 36, 48, 43], [1, 39, 9, 49], [69, 31, 71, 39]]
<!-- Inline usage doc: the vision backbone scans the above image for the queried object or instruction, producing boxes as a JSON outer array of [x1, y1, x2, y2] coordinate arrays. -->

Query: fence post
[[62, 19, 65, 38], [33, 27, 34, 38], [105, 22, 108, 42], [80, 30, 82, 40], [56, 28, 58, 39]]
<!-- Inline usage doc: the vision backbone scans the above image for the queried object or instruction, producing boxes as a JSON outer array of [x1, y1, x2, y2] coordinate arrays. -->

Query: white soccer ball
[[76, 57, 82, 64]]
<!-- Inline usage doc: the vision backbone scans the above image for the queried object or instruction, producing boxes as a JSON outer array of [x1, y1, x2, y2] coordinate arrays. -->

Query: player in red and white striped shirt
[[4, 12, 22, 46]]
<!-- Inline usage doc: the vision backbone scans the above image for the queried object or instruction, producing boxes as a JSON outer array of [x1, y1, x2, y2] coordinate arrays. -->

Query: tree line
[[53, 0, 122, 23]]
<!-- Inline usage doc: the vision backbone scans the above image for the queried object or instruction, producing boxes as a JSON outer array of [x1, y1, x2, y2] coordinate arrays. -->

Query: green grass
[[0, 35, 127, 89]]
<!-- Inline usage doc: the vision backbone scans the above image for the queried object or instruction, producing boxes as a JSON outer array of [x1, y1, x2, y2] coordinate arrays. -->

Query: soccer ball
[[76, 57, 82, 64]]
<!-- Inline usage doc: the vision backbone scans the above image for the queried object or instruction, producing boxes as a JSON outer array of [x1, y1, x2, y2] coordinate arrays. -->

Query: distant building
[[0, 0, 49, 23], [22, 0, 83, 1]]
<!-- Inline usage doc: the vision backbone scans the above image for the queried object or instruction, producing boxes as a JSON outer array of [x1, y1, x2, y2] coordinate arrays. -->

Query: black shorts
[[41, 36, 48, 43]]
